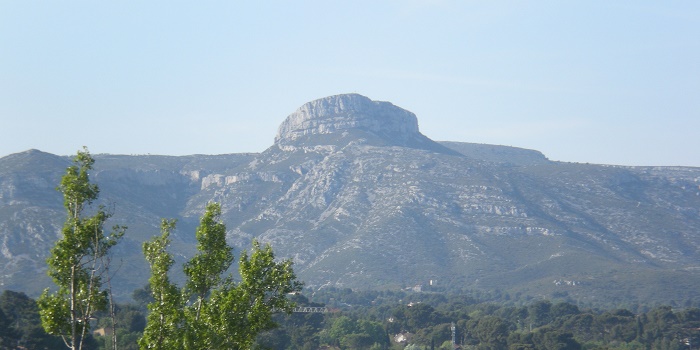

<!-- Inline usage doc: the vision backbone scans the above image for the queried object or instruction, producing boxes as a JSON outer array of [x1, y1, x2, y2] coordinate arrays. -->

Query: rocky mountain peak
[[274, 94, 423, 147]]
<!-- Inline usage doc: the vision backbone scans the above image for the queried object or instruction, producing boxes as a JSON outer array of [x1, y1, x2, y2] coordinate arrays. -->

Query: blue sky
[[1, 1, 698, 166]]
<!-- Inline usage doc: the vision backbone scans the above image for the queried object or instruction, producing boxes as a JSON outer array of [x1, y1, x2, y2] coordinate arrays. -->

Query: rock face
[[275, 94, 434, 148], [2, 94, 700, 305]]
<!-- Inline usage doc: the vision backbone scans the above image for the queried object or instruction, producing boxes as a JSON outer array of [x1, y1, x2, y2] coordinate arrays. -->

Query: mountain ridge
[[1, 94, 699, 306]]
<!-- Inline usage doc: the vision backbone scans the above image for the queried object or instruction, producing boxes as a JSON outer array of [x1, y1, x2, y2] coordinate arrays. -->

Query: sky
[[1, 1, 698, 166]]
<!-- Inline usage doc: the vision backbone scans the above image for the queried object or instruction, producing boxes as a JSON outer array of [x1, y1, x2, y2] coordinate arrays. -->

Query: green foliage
[[10, 286, 700, 349], [324, 316, 357, 344], [280, 292, 700, 350], [412, 322, 453, 349], [183, 203, 233, 301], [94, 304, 146, 350], [439, 340, 454, 350], [406, 303, 438, 330], [37, 147, 125, 350], [0, 290, 64, 349], [319, 315, 389, 349], [139, 203, 303, 350], [531, 327, 580, 350], [255, 294, 325, 349], [138, 219, 181, 350], [0, 306, 14, 348], [469, 315, 510, 350], [528, 300, 553, 327]]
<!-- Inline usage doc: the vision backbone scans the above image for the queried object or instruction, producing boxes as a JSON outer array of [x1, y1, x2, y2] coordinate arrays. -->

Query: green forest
[[3, 287, 700, 350]]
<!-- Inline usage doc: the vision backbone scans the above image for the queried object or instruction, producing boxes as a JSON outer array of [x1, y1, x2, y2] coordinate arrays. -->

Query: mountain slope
[[1, 94, 699, 305]]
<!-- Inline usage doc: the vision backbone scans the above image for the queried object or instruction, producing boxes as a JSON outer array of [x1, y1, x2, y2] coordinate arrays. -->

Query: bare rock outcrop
[[275, 94, 421, 145]]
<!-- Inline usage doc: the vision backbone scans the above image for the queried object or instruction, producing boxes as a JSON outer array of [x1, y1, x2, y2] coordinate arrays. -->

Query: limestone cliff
[[274, 94, 456, 154]]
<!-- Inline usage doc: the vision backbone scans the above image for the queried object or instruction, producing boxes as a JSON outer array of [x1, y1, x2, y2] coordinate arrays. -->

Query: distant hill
[[1, 94, 699, 306]]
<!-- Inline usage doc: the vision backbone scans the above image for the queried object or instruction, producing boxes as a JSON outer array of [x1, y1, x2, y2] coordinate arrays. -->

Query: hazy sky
[[1, 1, 698, 166]]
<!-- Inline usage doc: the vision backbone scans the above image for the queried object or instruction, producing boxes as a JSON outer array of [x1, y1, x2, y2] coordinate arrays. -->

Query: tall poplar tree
[[139, 203, 303, 350], [139, 219, 181, 350], [38, 147, 125, 350]]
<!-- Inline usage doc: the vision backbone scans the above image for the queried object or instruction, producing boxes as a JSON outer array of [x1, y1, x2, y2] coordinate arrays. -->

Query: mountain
[[1, 94, 700, 306]]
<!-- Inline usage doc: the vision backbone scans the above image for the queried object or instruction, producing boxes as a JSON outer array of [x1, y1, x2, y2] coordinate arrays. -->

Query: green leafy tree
[[321, 315, 388, 349], [470, 315, 509, 350], [528, 300, 552, 328], [139, 203, 303, 350], [406, 303, 437, 331], [212, 239, 303, 348], [138, 219, 181, 350], [37, 147, 126, 350], [550, 302, 580, 320], [181, 204, 233, 348], [325, 316, 358, 345]]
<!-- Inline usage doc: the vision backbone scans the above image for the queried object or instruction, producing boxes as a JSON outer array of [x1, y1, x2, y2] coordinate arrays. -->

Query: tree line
[[4, 287, 700, 349], [261, 290, 700, 350]]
